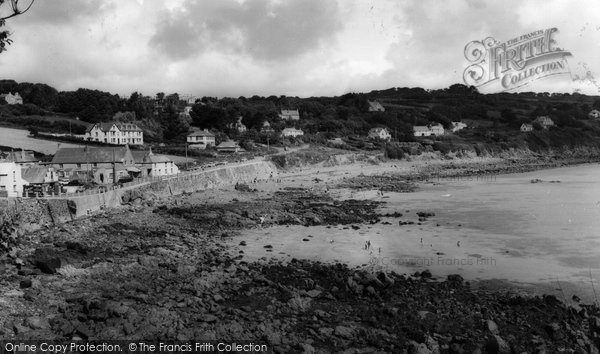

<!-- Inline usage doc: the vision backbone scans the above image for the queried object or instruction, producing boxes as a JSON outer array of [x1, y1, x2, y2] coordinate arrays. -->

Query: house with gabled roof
[[520, 123, 534, 132], [85, 122, 144, 145], [533, 116, 554, 129], [131, 148, 179, 177], [589, 109, 600, 119], [216, 140, 242, 153], [0, 92, 23, 105], [281, 127, 304, 138], [368, 127, 392, 141], [0, 161, 28, 197], [260, 121, 275, 134], [187, 130, 215, 149], [368, 101, 385, 112], [4, 150, 38, 167], [279, 109, 300, 121]]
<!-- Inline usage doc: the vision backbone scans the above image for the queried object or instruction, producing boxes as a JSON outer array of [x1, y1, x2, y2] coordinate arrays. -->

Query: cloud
[[149, 0, 343, 61], [14, 0, 114, 25]]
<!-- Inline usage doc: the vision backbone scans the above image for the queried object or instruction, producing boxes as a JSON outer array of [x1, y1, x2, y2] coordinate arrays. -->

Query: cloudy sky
[[0, 0, 599, 98]]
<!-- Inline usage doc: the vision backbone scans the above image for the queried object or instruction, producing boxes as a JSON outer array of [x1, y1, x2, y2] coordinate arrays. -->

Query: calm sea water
[[0, 126, 83, 154], [231, 163, 600, 302]]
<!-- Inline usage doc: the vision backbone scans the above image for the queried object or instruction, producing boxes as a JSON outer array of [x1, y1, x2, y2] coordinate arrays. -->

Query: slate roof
[[188, 130, 215, 137], [21, 166, 50, 184], [51, 146, 134, 164], [5, 150, 37, 163]]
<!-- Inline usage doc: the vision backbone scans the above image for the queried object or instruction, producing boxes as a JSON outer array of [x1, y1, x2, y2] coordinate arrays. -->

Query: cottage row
[[0, 146, 179, 197]]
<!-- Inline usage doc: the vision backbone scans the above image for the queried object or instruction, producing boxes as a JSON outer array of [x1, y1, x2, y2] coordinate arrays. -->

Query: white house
[[413, 126, 432, 137], [132, 149, 179, 177], [534, 116, 554, 129], [520, 123, 534, 132], [279, 109, 300, 121], [0, 92, 23, 105], [281, 127, 304, 138], [228, 117, 247, 133], [187, 130, 215, 149], [368, 101, 385, 112], [368, 127, 392, 141], [85, 122, 144, 145], [451, 122, 467, 132], [430, 124, 445, 136], [589, 109, 600, 119], [0, 161, 27, 197], [260, 121, 275, 134]]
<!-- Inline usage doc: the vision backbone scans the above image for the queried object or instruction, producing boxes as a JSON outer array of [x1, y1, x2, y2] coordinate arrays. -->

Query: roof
[[368, 101, 385, 110], [521, 123, 533, 128], [5, 150, 37, 163], [369, 127, 389, 133], [413, 126, 430, 132], [188, 130, 215, 137], [21, 166, 50, 184], [87, 122, 143, 133], [281, 109, 299, 115], [51, 146, 133, 164], [131, 149, 172, 164], [217, 140, 240, 148]]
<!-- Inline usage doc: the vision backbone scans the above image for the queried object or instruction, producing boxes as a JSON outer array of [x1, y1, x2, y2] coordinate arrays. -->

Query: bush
[[384, 143, 405, 159]]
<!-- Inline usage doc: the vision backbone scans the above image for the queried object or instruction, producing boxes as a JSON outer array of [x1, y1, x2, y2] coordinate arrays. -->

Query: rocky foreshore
[[0, 181, 599, 353]]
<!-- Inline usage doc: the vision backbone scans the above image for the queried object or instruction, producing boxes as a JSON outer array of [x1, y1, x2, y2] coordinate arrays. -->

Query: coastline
[[1, 153, 600, 351]]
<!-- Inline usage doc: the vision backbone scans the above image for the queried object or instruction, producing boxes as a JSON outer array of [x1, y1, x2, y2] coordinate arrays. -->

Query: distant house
[[520, 123, 534, 132], [216, 140, 241, 153], [0, 92, 23, 105], [534, 116, 554, 129], [589, 109, 600, 119], [21, 166, 59, 196], [4, 150, 38, 167], [85, 122, 144, 145], [131, 148, 179, 177], [451, 122, 467, 133], [328, 137, 345, 146], [187, 130, 215, 150], [260, 121, 275, 134], [279, 109, 300, 121], [413, 124, 444, 137], [430, 124, 445, 136], [368, 101, 385, 112], [49, 145, 137, 184], [413, 126, 432, 137], [281, 127, 304, 138], [228, 117, 247, 133], [368, 127, 392, 141], [0, 161, 27, 197]]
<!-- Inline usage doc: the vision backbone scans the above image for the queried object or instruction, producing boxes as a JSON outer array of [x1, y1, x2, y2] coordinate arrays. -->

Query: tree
[[0, 0, 35, 53]]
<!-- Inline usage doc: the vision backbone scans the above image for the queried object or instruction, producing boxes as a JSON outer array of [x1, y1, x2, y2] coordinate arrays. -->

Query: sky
[[0, 0, 599, 98]]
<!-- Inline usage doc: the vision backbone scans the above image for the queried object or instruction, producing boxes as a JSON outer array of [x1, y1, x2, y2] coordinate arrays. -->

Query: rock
[[408, 340, 432, 354], [485, 335, 510, 354], [447, 274, 464, 283], [420, 270, 432, 278], [486, 320, 499, 335], [13, 323, 29, 335], [19, 279, 32, 289], [32, 248, 61, 274], [334, 325, 354, 339], [202, 314, 218, 323], [544, 322, 564, 340], [299, 343, 316, 354], [25, 316, 48, 330]]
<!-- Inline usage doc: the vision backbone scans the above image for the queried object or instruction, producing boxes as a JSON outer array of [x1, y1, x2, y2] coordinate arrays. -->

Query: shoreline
[[1, 154, 600, 351]]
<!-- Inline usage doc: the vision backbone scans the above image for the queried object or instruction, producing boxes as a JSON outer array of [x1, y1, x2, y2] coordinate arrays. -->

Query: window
[[12, 171, 15, 182], [77, 163, 81, 168], [59, 164, 64, 169], [13, 185, 17, 191]]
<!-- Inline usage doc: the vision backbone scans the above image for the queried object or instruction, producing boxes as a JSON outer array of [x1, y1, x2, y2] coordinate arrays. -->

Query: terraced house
[[85, 122, 144, 145]]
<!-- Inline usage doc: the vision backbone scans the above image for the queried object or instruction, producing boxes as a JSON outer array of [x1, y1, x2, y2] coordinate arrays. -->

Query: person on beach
[[457, 241, 461, 247]]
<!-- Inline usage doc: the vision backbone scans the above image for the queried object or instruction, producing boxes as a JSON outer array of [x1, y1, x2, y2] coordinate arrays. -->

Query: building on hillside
[[368, 127, 392, 141], [279, 109, 300, 121], [132, 148, 179, 177], [228, 117, 247, 133], [187, 130, 215, 149], [451, 121, 467, 132], [21, 166, 59, 196], [49, 145, 138, 184], [520, 123, 534, 132], [328, 137, 345, 146], [589, 109, 600, 119], [413, 126, 432, 137], [85, 122, 144, 145], [260, 121, 275, 134], [281, 127, 304, 138], [0, 161, 27, 197], [4, 150, 38, 167], [368, 101, 385, 112], [534, 116, 554, 129], [182, 106, 193, 117], [430, 124, 445, 136], [0, 92, 23, 105], [216, 140, 242, 153]]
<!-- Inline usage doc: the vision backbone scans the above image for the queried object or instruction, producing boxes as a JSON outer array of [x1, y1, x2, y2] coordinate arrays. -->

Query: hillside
[[2, 80, 600, 156]]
